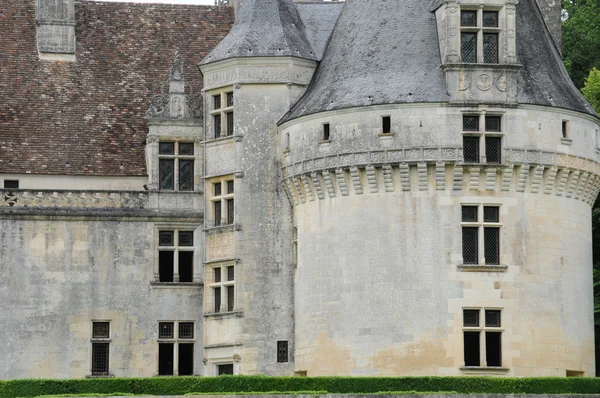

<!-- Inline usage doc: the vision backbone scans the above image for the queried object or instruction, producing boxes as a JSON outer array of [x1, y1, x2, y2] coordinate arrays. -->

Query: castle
[[0, 0, 599, 379]]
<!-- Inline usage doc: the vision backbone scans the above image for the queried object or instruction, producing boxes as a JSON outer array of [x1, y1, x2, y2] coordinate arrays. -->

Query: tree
[[562, 0, 600, 88], [582, 68, 600, 113]]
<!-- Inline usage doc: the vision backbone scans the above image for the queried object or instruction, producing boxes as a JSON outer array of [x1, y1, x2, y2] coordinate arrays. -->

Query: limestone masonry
[[0, 0, 599, 379]]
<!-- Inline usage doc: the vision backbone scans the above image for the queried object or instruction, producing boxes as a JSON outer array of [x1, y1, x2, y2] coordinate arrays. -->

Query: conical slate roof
[[201, 0, 316, 65], [281, 0, 597, 123], [281, 0, 449, 122]]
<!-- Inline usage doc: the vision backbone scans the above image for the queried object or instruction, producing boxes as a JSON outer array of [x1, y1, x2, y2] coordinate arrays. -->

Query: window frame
[[459, 7, 503, 64], [462, 308, 504, 368], [90, 320, 111, 377], [154, 224, 198, 284], [158, 141, 196, 191], [461, 204, 502, 266], [208, 176, 235, 227], [207, 262, 235, 314], [462, 113, 504, 164], [157, 321, 196, 376], [209, 89, 234, 139]]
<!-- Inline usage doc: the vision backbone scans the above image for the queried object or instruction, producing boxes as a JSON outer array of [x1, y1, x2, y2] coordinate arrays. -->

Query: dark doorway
[[178, 343, 194, 376], [158, 343, 174, 375]]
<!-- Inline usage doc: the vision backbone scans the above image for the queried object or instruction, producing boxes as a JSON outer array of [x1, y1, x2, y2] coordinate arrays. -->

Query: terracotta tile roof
[[0, 0, 234, 176]]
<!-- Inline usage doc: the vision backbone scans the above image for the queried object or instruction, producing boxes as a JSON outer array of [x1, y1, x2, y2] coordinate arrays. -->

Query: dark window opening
[[159, 322, 174, 339], [226, 92, 234, 107], [461, 10, 477, 27], [218, 363, 234, 375], [3, 180, 18, 189], [227, 199, 234, 225], [461, 32, 477, 63], [179, 160, 194, 191], [483, 33, 498, 64], [464, 331, 480, 366], [227, 286, 235, 312], [214, 182, 222, 196], [277, 341, 289, 363], [486, 332, 502, 366], [463, 136, 480, 163], [179, 322, 194, 339], [178, 343, 194, 376], [463, 310, 480, 327], [213, 95, 221, 110], [159, 231, 174, 246], [159, 251, 174, 282], [227, 266, 234, 281], [463, 115, 479, 131], [179, 142, 194, 156], [214, 115, 222, 139], [562, 120, 569, 138], [484, 227, 500, 265], [226, 112, 234, 136], [462, 227, 478, 264], [567, 370, 585, 377], [214, 202, 222, 226], [483, 206, 499, 223], [485, 310, 501, 327], [227, 180, 234, 194], [483, 11, 499, 27], [323, 123, 330, 141], [159, 159, 175, 190], [214, 268, 222, 283], [485, 137, 502, 164], [382, 116, 391, 134], [91, 343, 109, 376], [93, 322, 110, 339], [214, 287, 221, 313], [485, 116, 501, 132], [179, 251, 193, 283], [159, 142, 175, 155], [179, 231, 194, 247], [462, 206, 478, 223], [158, 343, 174, 376]]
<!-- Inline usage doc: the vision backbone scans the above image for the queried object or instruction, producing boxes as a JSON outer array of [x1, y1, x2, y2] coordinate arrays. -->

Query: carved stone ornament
[[233, 354, 241, 363], [496, 75, 508, 92], [146, 51, 203, 120], [476, 74, 493, 91]]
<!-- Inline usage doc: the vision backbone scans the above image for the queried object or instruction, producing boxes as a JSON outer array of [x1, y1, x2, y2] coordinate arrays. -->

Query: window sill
[[458, 264, 508, 272], [85, 374, 115, 378], [204, 224, 238, 234], [205, 135, 240, 145], [560, 137, 573, 146], [379, 133, 393, 137], [204, 311, 244, 320], [319, 140, 331, 147], [460, 366, 509, 373], [459, 162, 508, 168], [150, 282, 203, 288]]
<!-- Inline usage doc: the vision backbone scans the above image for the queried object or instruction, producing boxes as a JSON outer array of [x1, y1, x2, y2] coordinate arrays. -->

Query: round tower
[[279, 0, 599, 377]]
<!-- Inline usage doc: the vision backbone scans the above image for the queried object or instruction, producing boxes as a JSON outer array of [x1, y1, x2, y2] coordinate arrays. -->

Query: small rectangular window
[[179, 251, 193, 283], [159, 231, 174, 246], [485, 116, 501, 132], [3, 180, 19, 189], [159, 251, 174, 282], [214, 268, 222, 283], [226, 112, 234, 136], [213, 95, 221, 110], [159, 159, 175, 190], [482, 11, 499, 27], [483, 33, 499, 64], [485, 137, 501, 164], [463, 136, 480, 163], [159, 142, 175, 155], [159, 322, 174, 339], [227, 286, 235, 312], [226, 92, 234, 107], [323, 123, 330, 141], [227, 199, 234, 225], [463, 115, 480, 131], [214, 114, 222, 139], [179, 322, 194, 339], [461, 32, 477, 63], [227, 180, 234, 194], [382, 116, 391, 134], [285, 133, 290, 150], [179, 231, 194, 247], [562, 120, 569, 138], [277, 341, 289, 363], [93, 322, 110, 339], [461, 10, 477, 27], [462, 227, 479, 264], [227, 266, 235, 281], [463, 309, 480, 327], [91, 343, 110, 376], [214, 287, 221, 312], [462, 206, 478, 223], [218, 364, 234, 375]]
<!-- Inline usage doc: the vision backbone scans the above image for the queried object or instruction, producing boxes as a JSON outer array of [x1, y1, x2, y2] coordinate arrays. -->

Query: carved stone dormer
[[146, 52, 203, 192], [436, 0, 521, 105], [36, 0, 76, 61]]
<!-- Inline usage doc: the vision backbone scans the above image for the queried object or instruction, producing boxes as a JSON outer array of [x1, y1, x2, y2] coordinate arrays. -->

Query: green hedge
[[1, 376, 600, 398]]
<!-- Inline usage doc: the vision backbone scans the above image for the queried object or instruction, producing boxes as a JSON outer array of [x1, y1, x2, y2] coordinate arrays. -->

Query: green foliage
[[1, 376, 600, 398], [562, 0, 600, 89], [582, 68, 600, 112]]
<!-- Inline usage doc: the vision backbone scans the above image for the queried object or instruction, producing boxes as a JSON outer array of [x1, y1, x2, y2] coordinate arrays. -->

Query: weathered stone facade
[[1, 0, 599, 380]]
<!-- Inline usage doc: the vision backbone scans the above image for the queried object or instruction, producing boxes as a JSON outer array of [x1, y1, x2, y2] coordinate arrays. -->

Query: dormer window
[[460, 9, 500, 64]]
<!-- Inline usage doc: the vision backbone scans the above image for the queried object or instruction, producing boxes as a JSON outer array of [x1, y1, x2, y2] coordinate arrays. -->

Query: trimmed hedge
[[1, 376, 600, 398]]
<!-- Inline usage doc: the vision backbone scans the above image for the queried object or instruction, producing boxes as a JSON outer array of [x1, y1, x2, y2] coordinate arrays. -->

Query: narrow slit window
[[3, 180, 19, 189], [214, 202, 222, 226], [227, 286, 235, 312], [227, 198, 234, 225], [214, 287, 221, 313], [214, 114, 222, 139], [562, 120, 569, 138], [382, 116, 391, 134], [277, 341, 289, 363], [323, 123, 330, 141], [226, 112, 234, 136]]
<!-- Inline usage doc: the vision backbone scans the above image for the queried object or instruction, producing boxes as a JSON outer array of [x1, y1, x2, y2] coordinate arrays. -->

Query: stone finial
[[147, 52, 203, 120]]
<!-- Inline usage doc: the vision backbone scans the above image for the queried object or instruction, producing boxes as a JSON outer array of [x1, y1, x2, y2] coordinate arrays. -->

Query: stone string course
[[282, 147, 600, 206]]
